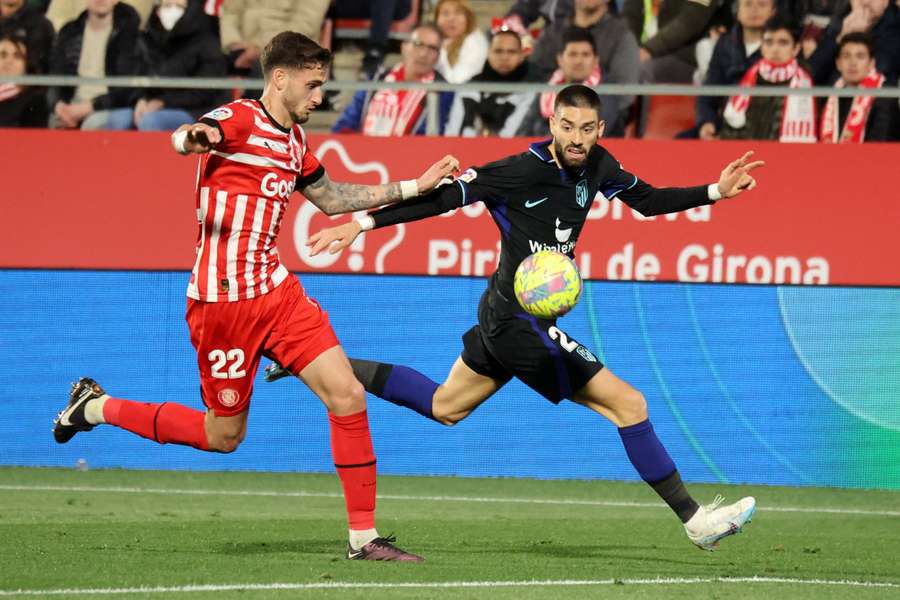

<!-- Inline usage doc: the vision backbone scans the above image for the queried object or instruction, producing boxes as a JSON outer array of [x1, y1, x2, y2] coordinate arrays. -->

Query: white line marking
[[1, 484, 897, 517], [1, 576, 897, 596]]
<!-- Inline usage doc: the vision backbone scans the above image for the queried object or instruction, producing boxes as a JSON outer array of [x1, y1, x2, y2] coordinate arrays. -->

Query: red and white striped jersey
[[187, 99, 323, 302]]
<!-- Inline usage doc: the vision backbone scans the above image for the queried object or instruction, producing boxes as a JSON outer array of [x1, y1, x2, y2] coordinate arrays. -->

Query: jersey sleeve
[[598, 151, 713, 216], [371, 181, 465, 229], [198, 103, 252, 153], [297, 147, 325, 188]]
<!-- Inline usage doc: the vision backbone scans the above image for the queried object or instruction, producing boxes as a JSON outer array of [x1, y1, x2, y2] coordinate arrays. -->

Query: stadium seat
[[640, 95, 696, 140]]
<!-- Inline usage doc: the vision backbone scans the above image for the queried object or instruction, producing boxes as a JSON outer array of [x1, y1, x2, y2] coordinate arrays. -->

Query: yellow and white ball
[[513, 250, 582, 319]]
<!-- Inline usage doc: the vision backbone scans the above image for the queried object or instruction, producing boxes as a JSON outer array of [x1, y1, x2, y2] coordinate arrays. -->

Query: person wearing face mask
[[128, 0, 226, 131], [0, 32, 48, 127]]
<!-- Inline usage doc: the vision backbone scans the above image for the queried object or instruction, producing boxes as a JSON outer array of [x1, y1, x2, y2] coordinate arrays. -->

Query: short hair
[[763, 15, 800, 43], [261, 31, 332, 77], [412, 21, 444, 43], [554, 84, 602, 115], [837, 32, 874, 57], [559, 26, 597, 56], [491, 28, 522, 48]]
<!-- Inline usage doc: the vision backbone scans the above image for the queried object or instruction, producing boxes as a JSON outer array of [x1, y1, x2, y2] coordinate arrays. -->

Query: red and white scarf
[[362, 63, 434, 136], [819, 67, 885, 143], [0, 83, 22, 102], [539, 66, 602, 118], [724, 58, 816, 143]]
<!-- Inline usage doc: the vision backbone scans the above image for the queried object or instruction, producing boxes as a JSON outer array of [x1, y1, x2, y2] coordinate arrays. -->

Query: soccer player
[[271, 84, 764, 551], [51, 31, 460, 562]]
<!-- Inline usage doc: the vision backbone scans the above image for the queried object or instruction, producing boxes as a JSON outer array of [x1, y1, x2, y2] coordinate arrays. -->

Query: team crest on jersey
[[575, 180, 589, 208], [218, 388, 240, 407], [203, 107, 233, 121], [576, 345, 597, 362], [458, 168, 478, 183]]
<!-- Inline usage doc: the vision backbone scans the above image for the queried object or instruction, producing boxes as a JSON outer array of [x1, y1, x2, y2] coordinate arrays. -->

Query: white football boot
[[684, 495, 756, 551]]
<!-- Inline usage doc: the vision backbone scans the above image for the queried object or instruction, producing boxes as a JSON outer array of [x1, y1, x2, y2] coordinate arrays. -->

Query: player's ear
[[597, 120, 606, 139]]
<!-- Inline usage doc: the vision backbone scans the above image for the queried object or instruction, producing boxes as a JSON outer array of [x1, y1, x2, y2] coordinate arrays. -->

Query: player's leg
[[572, 368, 755, 550], [267, 279, 421, 561]]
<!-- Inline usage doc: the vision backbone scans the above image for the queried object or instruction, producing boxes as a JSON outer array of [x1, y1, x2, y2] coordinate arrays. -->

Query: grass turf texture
[[0, 467, 898, 599]]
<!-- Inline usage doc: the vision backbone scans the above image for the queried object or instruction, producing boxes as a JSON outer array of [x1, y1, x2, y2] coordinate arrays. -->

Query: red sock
[[329, 410, 376, 530], [104, 398, 209, 451]]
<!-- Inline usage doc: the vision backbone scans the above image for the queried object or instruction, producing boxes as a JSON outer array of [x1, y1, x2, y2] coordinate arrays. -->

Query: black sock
[[350, 359, 392, 396], [650, 470, 700, 523]]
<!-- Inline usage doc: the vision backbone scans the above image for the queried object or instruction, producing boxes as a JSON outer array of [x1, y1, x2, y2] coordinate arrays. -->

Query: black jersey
[[370, 140, 715, 313]]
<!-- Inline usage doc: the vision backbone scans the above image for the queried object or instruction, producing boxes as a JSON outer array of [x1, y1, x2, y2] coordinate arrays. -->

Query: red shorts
[[186, 276, 340, 416]]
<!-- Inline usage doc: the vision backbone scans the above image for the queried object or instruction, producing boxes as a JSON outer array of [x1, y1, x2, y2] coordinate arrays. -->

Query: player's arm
[[307, 182, 467, 256], [616, 151, 764, 216], [170, 122, 222, 154], [299, 154, 460, 216]]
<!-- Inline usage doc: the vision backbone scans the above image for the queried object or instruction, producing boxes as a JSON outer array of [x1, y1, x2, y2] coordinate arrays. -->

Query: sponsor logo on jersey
[[261, 172, 296, 199], [218, 388, 240, 407], [576, 180, 589, 208], [576, 345, 597, 362], [555, 217, 572, 243], [203, 107, 233, 121]]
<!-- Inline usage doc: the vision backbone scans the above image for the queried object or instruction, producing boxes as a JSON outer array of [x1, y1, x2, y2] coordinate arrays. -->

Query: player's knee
[[433, 406, 469, 426], [208, 432, 243, 453], [621, 388, 648, 423], [327, 379, 366, 415]]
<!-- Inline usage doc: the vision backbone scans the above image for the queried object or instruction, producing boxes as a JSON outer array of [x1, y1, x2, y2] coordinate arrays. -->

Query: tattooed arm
[[298, 154, 460, 216]]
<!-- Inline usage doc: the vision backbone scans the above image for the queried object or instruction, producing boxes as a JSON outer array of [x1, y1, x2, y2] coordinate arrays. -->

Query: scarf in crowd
[[0, 83, 22, 102], [723, 58, 816, 143], [819, 67, 885, 143], [539, 65, 602, 118], [362, 63, 434, 136]]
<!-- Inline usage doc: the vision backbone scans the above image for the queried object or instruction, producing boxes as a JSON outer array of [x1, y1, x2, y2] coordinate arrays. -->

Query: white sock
[[83, 395, 109, 425], [349, 528, 379, 550]]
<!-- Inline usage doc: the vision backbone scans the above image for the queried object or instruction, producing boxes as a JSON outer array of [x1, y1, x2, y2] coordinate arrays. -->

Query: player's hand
[[416, 154, 460, 195], [185, 123, 222, 152], [716, 151, 765, 199], [307, 220, 363, 256]]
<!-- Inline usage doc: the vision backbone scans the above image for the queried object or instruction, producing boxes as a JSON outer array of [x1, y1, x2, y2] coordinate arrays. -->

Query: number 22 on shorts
[[208, 348, 247, 379]]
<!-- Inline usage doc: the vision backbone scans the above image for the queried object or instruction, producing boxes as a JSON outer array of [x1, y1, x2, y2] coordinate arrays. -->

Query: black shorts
[[460, 288, 605, 404]]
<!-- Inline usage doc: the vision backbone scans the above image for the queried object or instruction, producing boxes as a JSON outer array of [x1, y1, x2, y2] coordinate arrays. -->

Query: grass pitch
[[1, 467, 898, 599]]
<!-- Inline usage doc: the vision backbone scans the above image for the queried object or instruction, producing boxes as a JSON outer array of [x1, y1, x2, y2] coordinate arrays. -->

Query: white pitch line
[[0, 576, 898, 596], [1, 484, 898, 518]]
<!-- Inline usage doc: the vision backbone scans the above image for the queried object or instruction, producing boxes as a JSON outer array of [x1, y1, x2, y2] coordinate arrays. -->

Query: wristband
[[172, 129, 188, 154], [357, 216, 375, 231], [707, 183, 722, 201], [400, 179, 419, 200]]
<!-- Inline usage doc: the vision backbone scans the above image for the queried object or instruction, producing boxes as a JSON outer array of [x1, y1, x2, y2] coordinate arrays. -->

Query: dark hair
[[0, 32, 38, 74], [837, 32, 874, 57], [554, 83, 602, 115], [763, 15, 800, 43], [559, 26, 597, 56], [413, 21, 444, 43], [261, 31, 332, 77], [491, 28, 522, 48]]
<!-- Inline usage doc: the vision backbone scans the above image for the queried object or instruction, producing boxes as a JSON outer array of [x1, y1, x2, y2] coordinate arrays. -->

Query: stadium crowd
[[1, 0, 898, 141]]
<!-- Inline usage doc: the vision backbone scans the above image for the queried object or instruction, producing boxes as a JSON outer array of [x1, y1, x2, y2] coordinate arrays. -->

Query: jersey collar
[[255, 99, 292, 133], [527, 139, 555, 163]]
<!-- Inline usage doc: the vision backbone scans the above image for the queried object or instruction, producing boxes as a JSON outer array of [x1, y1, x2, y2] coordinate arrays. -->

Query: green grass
[[1, 467, 898, 598]]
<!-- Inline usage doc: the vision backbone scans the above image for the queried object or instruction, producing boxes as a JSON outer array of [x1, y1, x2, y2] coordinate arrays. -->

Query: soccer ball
[[513, 250, 582, 319]]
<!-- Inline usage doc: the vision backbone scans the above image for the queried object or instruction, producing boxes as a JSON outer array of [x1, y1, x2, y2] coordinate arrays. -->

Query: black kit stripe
[[334, 460, 377, 469]]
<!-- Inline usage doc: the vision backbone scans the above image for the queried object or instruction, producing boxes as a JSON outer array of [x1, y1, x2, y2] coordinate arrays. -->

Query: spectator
[[332, 23, 453, 136], [503, 0, 574, 30], [433, 0, 488, 84], [219, 0, 329, 76], [529, 0, 639, 135], [695, 0, 776, 140], [46, 0, 154, 30], [0, 0, 54, 72], [517, 26, 602, 137], [623, 0, 721, 83], [819, 32, 895, 141], [0, 32, 47, 126], [129, 0, 225, 130], [47, 0, 142, 130], [331, 1, 412, 80], [445, 28, 533, 137], [808, 0, 900, 85], [719, 15, 817, 142]]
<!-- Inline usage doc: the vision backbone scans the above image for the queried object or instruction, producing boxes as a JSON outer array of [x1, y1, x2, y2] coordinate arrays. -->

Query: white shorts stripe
[[226, 195, 248, 302], [206, 190, 228, 302]]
